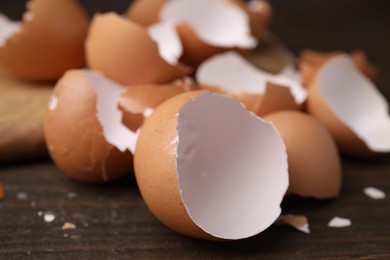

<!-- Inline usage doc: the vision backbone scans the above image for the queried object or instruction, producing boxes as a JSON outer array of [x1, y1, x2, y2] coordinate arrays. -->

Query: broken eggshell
[[196, 51, 307, 115], [0, 0, 88, 81], [134, 91, 289, 240], [126, 0, 271, 38], [299, 49, 379, 88], [86, 12, 189, 85], [119, 78, 194, 131], [44, 69, 137, 183], [264, 111, 342, 199], [160, 0, 258, 67], [307, 55, 390, 156]]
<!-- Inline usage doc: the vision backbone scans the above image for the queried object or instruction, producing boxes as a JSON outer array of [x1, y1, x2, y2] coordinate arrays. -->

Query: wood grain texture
[[0, 0, 390, 259], [0, 69, 52, 164]]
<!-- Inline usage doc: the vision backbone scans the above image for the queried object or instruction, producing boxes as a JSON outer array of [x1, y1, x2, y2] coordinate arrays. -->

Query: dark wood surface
[[1, 1, 390, 259]]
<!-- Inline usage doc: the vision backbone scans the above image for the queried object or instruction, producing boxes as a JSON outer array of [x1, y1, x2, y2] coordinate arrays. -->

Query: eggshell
[[264, 111, 342, 199], [126, 0, 270, 38], [197, 51, 307, 107], [119, 79, 193, 130], [86, 12, 188, 85], [135, 91, 288, 240], [299, 49, 379, 88], [44, 70, 136, 183], [0, 0, 88, 81], [307, 55, 390, 156], [160, 0, 257, 68]]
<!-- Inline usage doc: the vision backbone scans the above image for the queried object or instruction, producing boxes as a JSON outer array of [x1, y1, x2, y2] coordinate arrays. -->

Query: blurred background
[[1, 0, 389, 93]]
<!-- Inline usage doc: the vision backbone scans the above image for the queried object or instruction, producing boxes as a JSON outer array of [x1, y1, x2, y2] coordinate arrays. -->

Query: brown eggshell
[[44, 70, 133, 183], [125, 0, 169, 26], [299, 49, 379, 88], [264, 111, 342, 199], [175, 22, 228, 68], [119, 80, 191, 131], [0, 0, 88, 81], [134, 90, 214, 240], [86, 12, 189, 85], [201, 82, 300, 117], [307, 78, 373, 156]]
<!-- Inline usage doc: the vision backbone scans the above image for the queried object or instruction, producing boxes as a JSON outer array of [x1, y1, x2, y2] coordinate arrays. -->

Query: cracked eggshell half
[[86, 12, 189, 85], [160, 0, 257, 68], [0, 0, 88, 81], [308, 55, 390, 156], [299, 49, 379, 88], [264, 111, 342, 199], [134, 91, 289, 240], [119, 78, 194, 131], [197, 51, 306, 116], [44, 70, 137, 183], [126, 0, 270, 38]]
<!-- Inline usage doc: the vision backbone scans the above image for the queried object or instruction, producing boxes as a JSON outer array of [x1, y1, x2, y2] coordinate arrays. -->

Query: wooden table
[[1, 1, 390, 259]]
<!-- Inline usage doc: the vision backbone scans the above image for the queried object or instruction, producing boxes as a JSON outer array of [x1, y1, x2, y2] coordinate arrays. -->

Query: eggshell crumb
[[275, 214, 310, 234], [62, 222, 77, 230], [0, 182, 4, 199], [44, 213, 56, 223], [363, 187, 386, 200], [328, 217, 351, 228]]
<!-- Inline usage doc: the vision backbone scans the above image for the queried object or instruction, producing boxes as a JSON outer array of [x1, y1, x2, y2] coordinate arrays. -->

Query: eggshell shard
[[44, 70, 137, 183], [126, 0, 270, 37], [196, 51, 307, 113], [264, 111, 342, 199], [0, 0, 88, 81], [307, 55, 390, 156], [86, 13, 189, 85], [160, 0, 257, 67], [119, 80, 192, 131], [328, 217, 351, 228], [275, 214, 310, 234], [135, 92, 289, 240], [299, 49, 379, 88]]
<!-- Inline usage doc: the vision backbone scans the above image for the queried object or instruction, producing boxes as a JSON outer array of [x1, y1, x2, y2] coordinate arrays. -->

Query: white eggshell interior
[[160, 0, 257, 49], [83, 70, 138, 154], [0, 14, 20, 47], [196, 51, 307, 104], [147, 22, 183, 65], [176, 93, 289, 240], [318, 55, 390, 152]]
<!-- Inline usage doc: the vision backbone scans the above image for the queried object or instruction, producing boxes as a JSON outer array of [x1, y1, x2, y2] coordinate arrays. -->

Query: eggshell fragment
[[299, 49, 379, 88], [44, 70, 137, 183], [197, 51, 307, 113], [119, 79, 193, 131], [160, 0, 257, 67], [264, 111, 342, 199], [0, 0, 88, 81], [0, 182, 4, 200], [126, 0, 270, 38], [86, 13, 189, 85], [275, 214, 310, 234], [363, 187, 386, 200], [328, 217, 351, 228], [307, 55, 390, 156], [135, 92, 288, 240]]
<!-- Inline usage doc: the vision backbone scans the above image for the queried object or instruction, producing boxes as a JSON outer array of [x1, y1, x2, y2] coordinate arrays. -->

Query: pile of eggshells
[[1, 0, 389, 241]]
